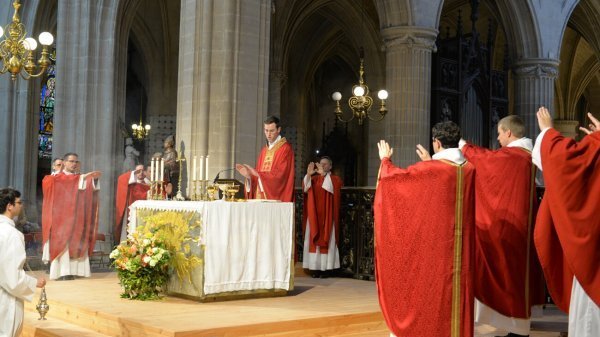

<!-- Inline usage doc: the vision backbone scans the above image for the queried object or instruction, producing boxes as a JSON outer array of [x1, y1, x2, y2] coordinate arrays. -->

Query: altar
[[128, 199, 295, 301]]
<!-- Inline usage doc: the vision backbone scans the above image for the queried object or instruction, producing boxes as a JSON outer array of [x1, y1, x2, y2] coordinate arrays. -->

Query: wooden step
[[22, 310, 111, 337]]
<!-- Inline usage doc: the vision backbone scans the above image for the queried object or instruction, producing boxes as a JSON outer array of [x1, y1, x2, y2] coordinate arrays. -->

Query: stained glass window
[[38, 50, 56, 160]]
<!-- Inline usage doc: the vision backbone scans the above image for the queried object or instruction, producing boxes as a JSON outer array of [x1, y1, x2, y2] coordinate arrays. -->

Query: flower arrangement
[[110, 229, 170, 300], [110, 210, 202, 300]]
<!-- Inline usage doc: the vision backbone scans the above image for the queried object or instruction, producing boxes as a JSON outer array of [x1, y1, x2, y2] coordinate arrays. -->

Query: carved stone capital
[[381, 26, 438, 52], [513, 59, 559, 78], [554, 119, 579, 138]]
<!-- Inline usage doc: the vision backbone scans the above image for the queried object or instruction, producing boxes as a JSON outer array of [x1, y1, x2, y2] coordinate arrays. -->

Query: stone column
[[381, 26, 438, 168], [268, 70, 286, 117], [177, 0, 271, 190], [512, 59, 559, 138], [53, 0, 120, 235], [554, 120, 579, 138]]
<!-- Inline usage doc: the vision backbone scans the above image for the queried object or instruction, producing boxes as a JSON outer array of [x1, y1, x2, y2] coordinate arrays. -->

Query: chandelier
[[131, 93, 150, 140], [332, 50, 388, 125], [0, 0, 54, 80]]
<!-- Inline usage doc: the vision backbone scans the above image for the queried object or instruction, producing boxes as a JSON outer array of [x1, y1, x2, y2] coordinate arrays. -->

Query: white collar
[[0, 214, 15, 227], [432, 148, 466, 165], [507, 137, 533, 151], [268, 135, 282, 149]]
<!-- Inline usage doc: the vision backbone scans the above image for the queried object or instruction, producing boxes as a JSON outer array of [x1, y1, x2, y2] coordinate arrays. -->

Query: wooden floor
[[21, 271, 568, 337]]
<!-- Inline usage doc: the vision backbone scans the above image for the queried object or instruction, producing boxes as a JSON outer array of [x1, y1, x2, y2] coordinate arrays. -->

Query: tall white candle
[[205, 155, 209, 180], [199, 156, 204, 182], [193, 156, 197, 180], [160, 159, 164, 181], [151, 158, 155, 181]]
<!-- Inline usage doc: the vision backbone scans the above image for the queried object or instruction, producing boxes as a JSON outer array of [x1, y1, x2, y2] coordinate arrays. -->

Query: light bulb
[[353, 86, 365, 97], [24, 38, 37, 51], [332, 91, 342, 101], [378, 90, 389, 100], [38, 32, 54, 46], [132, 124, 138, 129], [145, 124, 151, 130]]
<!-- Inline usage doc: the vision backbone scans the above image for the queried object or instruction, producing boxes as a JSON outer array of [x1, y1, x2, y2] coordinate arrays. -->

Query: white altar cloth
[[128, 200, 294, 296]]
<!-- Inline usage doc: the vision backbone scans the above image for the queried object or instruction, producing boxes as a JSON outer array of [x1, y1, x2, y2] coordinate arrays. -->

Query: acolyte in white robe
[[0, 214, 37, 337]]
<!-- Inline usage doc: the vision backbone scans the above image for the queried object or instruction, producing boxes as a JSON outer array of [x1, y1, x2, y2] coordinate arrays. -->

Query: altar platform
[[22, 271, 388, 337], [21, 270, 567, 337]]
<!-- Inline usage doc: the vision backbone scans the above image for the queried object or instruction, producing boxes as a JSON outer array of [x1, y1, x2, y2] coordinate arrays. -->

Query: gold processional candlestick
[[174, 145, 186, 201]]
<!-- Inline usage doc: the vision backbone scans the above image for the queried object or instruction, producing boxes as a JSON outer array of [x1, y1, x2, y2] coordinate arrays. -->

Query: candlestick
[[199, 155, 204, 182], [160, 159, 164, 181], [205, 155, 209, 180], [150, 158, 155, 181], [193, 156, 197, 181]]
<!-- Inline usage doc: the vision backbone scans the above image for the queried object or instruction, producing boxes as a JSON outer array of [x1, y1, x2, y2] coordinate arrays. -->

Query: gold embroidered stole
[[255, 137, 288, 199]]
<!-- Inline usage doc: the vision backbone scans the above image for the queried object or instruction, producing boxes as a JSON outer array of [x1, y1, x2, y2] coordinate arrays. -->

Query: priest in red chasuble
[[302, 156, 342, 277], [460, 115, 545, 337], [532, 107, 600, 336], [42, 153, 101, 280], [374, 121, 476, 337], [115, 164, 150, 245], [236, 115, 295, 202]]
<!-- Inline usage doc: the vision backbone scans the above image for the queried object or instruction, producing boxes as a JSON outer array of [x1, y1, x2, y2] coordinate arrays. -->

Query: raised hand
[[307, 162, 316, 176], [235, 163, 251, 179], [245, 164, 259, 177], [416, 144, 432, 161], [315, 162, 325, 176], [536, 106, 553, 131], [579, 112, 600, 135], [377, 140, 393, 160]]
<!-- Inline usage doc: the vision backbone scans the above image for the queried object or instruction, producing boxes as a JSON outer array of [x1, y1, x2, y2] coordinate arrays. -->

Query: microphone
[[213, 168, 236, 183]]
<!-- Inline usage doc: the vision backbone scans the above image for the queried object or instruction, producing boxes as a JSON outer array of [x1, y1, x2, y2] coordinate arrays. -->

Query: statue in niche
[[162, 135, 179, 187], [122, 137, 139, 172], [441, 99, 453, 122]]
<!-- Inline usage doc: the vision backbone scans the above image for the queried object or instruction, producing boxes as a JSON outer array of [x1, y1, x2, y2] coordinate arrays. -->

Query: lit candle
[[160, 159, 164, 181], [205, 155, 209, 180], [151, 158, 155, 181], [199, 156, 204, 182], [193, 156, 197, 181]]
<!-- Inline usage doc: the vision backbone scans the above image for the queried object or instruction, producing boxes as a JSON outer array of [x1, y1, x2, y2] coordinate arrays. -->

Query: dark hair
[[263, 116, 281, 128], [432, 121, 461, 149], [63, 152, 79, 161], [0, 188, 21, 214]]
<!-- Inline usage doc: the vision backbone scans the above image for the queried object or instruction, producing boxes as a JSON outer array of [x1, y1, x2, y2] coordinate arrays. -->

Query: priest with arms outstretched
[[374, 121, 476, 337], [533, 107, 600, 337], [115, 164, 150, 245], [42, 152, 101, 280], [236, 115, 295, 202]]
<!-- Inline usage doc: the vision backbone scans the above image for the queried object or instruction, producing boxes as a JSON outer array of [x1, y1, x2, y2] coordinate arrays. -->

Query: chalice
[[218, 183, 229, 200], [226, 184, 239, 202], [206, 184, 217, 201]]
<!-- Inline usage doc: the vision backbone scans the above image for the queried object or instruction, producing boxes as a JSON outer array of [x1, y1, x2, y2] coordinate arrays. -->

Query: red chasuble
[[462, 144, 545, 318], [41, 173, 99, 261], [302, 174, 343, 253], [246, 137, 295, 202], [115, 172, 150, 242], [534, 129, 600, 312], [374, 158, 475, 337]]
